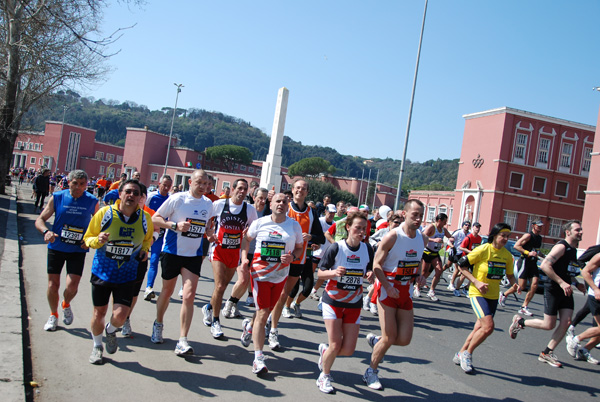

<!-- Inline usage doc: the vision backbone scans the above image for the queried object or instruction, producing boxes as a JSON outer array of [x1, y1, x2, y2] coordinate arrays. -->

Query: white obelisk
[[260, 87, 289, 192]]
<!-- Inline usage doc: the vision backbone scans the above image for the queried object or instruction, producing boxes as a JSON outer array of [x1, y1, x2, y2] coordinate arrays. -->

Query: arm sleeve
[[366, 243, 374, 271], [318, 243, 339, 270]]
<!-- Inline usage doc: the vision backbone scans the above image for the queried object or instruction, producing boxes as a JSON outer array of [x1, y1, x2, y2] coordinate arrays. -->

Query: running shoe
[[121, 318, 132, 337], [231, 303, 241, 318], [178, 287, 183, 299], [363, 295, 370, 311], [318, 343, 328, 371], [427, 290, 439, 302], [174, 340, 194, 356], [460, 287, 469, 297], [252, 355, 268, 374], [44, 315, 58, 331], [282, 306, 294, 318], [245, 296, 255, 307], [413, 287, 421, 298], [460, 351, 474, 373], [291, 302, 302, 318], [151, 320, 164, 344], [143, 287, 155, 301], [202, 304, 213, 326], [89, 345, 103, 365], [265, 317, 271, 335], [576, 348, 599, 364], [369, 302, 378, 316], [453, 289, 461, 297], [447, 283, 456, 291], [241, 318, 252, 347], [519, 306, 533, 316], [566, 325, 575, 339], [316, 373, 334, 394], [222, 300, 235, 318], [309, 290, 320, 300], [317, 297, 323, 312], [453, 352, 461, 365], [211, 320, 224, 338], [509, 314, 523, 339], [498, 292, 506, 307], [62, 303, 74, 325], [268, 329, 280, 350], [566, 334, 579, 357], [366, 333, 379, 349], [538, 352, 562, 368], [362, 367, 382, 390], [105, 325, 118, 354]]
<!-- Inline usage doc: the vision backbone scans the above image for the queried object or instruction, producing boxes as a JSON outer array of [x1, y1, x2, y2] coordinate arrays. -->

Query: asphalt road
[[17, 189, 600, 402]]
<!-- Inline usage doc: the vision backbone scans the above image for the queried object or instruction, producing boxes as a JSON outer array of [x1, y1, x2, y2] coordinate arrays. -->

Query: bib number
[[222, 232, 241, 249], [182, 218, 206, 238], [260, 241, 285, 262], [60, 224, 84, 245], [337, 268, 364, 291], [568, 261, 582, 277], [394, 261, 419, 282], [486, 261, 506, 280], [105, 241, 134, 261]]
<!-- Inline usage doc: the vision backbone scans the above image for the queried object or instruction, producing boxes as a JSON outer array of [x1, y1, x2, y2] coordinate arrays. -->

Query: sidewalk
[[0, 184, 26, 402]]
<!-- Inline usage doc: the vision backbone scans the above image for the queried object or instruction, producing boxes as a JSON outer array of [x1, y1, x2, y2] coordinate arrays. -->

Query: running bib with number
[[60, 224, 84, 245], [394, 261, 419, 282], [337, 268, 364, 290], [260, 240, 285, 262], [486, 261, 506, 279], [105, 241, 134, 261], [568, 261, 583, 277], [182, 218, 206, 238], [222, 232, 241, 249]]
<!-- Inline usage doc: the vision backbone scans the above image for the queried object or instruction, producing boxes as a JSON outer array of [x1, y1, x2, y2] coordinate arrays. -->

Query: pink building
[[408, 190, 457, 227], [580, 105, 600, 249]]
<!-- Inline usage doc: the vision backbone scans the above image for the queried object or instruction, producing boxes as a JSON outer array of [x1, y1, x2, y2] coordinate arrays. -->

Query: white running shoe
[[282, 306, 294, 318], [245, 296, 255, 307], [566, 325, 575, 339], [317, 297, 323, 312], [241, 318, 252, 347], [498, 292, 506, 307], [519, 306, 533, 316], [413, 287, 421, 298], [252, 355, 268, 374], [202, 304, 213, 326], [366, 333, 379, 349], [268, 330, 280, 350], [453, 352, 461, 365], [211, 320, 224, 338], [231, 303, 241, 318], [121, 318, 132, 337], [318, 343, 328, 371], [178, 286, 183, 299], [576, 348, 599, 364], [62, 303, 74, 325], [291, 302, 302, 318], [143, 287, 155, 301], [363, 295, 370, 311], [460, 351, 474, 373], [151, 320, 164, 344], [89, 345, 103, 365], [369, 302, 378, 316], [222, 300, 235, 318], [427, 290, 439, 302], [316, 373, 334, 394], [174, 340, 194, 356], [44, 315, 57, 331], [447, 283, 456, 291], [309, 290, 320, 300], [566, 334, 579, 357], [362, 367, 382, 390]]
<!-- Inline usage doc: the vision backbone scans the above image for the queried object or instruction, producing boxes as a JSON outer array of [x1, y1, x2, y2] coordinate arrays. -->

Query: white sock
[[254, 350, 264, 359], [92, 333, 102, 347], [106, 322, 118, 334], [179, 337, 188, 345]]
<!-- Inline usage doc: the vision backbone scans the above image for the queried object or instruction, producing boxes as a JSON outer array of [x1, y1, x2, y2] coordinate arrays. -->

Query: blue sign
[[196, 163, 202, 169]]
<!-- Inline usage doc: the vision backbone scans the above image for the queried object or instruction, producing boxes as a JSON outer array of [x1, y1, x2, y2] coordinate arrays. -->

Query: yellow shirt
[[467, 243, 514, 300]]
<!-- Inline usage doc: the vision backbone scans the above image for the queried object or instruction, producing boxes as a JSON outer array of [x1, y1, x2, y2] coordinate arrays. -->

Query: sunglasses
[[392, 221, 402, 224], [124, 189, 140, 196]]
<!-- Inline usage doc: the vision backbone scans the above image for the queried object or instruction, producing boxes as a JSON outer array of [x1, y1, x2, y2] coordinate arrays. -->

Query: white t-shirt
[[156, 191, 214, 257], [247, 215, 303, 283]]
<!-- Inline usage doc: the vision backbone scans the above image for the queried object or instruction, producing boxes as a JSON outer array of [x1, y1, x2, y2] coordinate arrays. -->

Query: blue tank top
[[49, 190, 98, 253], [146, 191, 170, 252]]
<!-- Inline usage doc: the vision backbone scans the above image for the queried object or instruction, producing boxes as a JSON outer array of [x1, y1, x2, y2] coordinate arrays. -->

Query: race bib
[[568, 261, 583, 277], [260, 240, 285, 262], [394, 261, 419, 282], [182, 218, 206, 238], [60, 224, 84, 245], [337, 268, 364, 291], [222, 232, 241, 249], [486, 261, 506, 280], [105, 241, 134, 261]]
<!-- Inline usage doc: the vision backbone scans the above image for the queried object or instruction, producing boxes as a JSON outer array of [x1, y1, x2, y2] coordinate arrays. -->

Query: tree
[[0, 0, 136, 194], [287, 157, 335, 178], [205, 144, 253, 172]]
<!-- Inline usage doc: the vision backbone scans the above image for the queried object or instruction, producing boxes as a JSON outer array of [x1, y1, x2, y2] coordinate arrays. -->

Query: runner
[[362, 200, 428, 390], [446, 221, 472, 296], [143, 175, 173, 301], [84, 179, 153, 364], [566, 244, 600, 341], [316, 211, 374, 393], [453, 223, 519, 373], [508, 220, 586, 368], [414, 213, 454, 301], [499, 220, 544, 315], [202, 179, 257, 338], [35, 169, 99, 331], [150, 169, 214, 355], [238, 193, 303, 374]]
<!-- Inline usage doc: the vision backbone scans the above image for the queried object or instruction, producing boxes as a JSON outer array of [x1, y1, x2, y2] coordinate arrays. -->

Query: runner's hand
[[280, 251, 293, 265], [560, 281, 573, 296], [475, 280, 488, 295], [44, 231, 58, 244], [180, 221, 191, 232], [98, 232, 110, 244], [334, 266, 346, 276]]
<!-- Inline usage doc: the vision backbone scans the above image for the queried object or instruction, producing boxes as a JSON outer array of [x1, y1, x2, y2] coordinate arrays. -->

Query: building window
[[116, 169, 121, 176], [509, 172, 524, 189], [234, 163, 239, 168], [438, 206, 447, 216], [426, 206, 436, 223], [240, 165, 246, 171], [30, 157, 36, 164], [107, 154, 114, 163], [560, 143, 573, 169], [222, 181, 230, 190], [582, 147, 592, 173], [526, 215, 542, 230], [40, 144, 43, 151], [96, 151, 104, 160], [448, 207, 453, 225], [116, 155, 123, 163], [248, 167, 254, 173], [555, 181, 569, 197], [151, 172, 159, 181], [34, 143, 39, 151], [503, 211, 518, 229], [577, 185, 586, 201], [515, 134, 528, 160], [538, 138, 550, 164], [17, 141, 22, 148], [257, 169, 261, 175], [99, 166, 105, 174], [532, 177, 546, 193], [549, 218, 564, 238]]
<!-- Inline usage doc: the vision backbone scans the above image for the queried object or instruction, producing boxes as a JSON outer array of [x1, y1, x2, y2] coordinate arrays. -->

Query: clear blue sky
[[86, 0, 600, 163]]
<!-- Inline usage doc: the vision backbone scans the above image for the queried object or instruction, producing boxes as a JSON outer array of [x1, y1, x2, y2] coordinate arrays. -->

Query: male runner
[[84, 179, 153, 364], [202, 178, 257, 338], [150, 169, 214, 355], [35, 170, 99, 331], [509, 220, 586, 368], [447, 221, 472, 296], [363, 200, 428, 390], [499, 220, 544, 315]]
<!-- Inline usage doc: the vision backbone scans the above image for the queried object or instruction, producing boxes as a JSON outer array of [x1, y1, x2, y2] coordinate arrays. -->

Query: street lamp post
[[164, 83, 184, 176]]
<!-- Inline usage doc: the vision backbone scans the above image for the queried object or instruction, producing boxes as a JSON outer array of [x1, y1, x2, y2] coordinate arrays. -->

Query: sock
[[51, 312, 59, 318], [61, 300, 70, 309], [254, 350, 264, 359], [543, 347, 552, 354], [213, 316, 220, 323], [518, 318, 525, 327], [106, 322, 118, 334], [92, 333, 102, 347], [270, 328, 277, 334], [179, 336, 188, 345], [229, 297, 240, 304]]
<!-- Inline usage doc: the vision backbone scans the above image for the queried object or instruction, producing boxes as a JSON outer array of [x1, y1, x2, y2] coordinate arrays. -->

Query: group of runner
[[34, 168, 600, 394]]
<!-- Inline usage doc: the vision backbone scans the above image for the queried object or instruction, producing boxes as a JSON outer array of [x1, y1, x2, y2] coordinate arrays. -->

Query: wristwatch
[[43, 229, 49, 235], [171, 222, 177, 231]]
